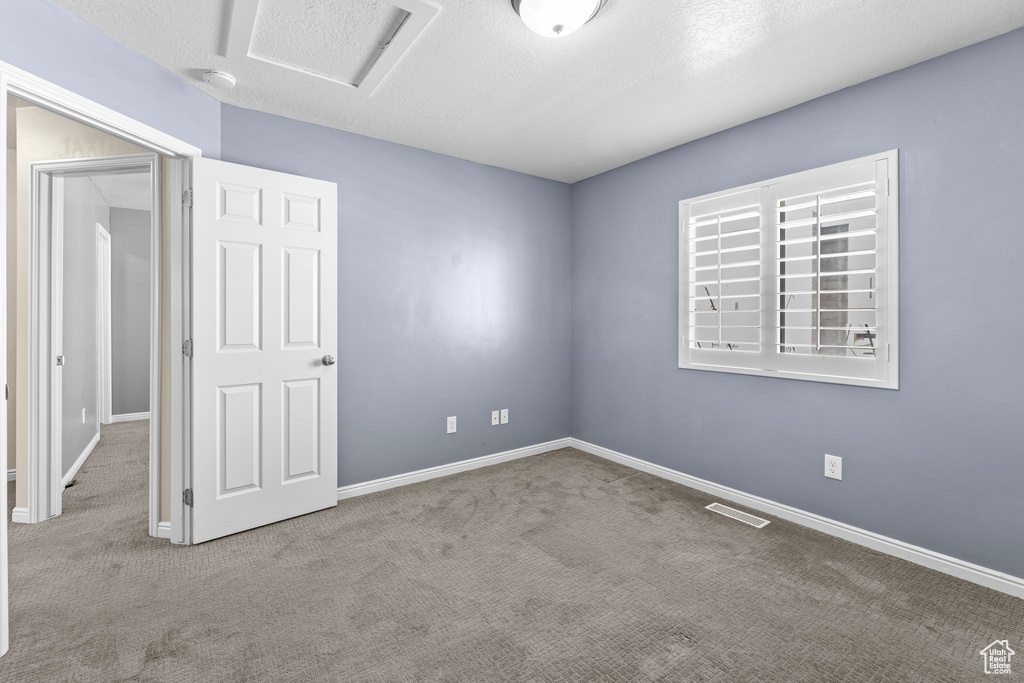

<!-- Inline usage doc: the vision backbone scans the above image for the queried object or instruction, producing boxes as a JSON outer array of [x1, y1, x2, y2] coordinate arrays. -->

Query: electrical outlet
[[446, 416, 457, 434], [491, 410, 500, 426], [825, 454, 842, 480], [500, 409, 509, 425]]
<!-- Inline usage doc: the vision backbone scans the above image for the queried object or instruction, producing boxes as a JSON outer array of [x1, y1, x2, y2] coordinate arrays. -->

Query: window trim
[[678, 150, 899, 390]]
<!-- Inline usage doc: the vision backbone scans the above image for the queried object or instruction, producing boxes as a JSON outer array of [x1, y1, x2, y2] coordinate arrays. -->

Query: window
[[679, 151, 898, 389]]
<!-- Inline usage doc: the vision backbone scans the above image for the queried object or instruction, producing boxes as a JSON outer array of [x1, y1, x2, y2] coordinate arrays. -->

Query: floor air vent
[[705, 502, 770, 528]]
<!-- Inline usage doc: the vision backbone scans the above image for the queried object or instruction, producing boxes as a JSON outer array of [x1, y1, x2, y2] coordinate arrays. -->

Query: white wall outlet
[[825, 454, 842, 480], [500, 409, 509, 425], [446, 416, 457, 434], [491, 410, 500, 426]]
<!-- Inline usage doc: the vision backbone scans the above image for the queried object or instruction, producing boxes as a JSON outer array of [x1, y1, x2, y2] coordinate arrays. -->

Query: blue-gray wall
[[0, 0, 220, 158], [109, 207, 150, 416], [570, 29, 1024, 578], [220, 105, 572, 487]]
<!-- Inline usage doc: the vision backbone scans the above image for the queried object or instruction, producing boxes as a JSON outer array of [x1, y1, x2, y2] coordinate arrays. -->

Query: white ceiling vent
[[226, 0, 439, 97], [705, 502, 770, 529]]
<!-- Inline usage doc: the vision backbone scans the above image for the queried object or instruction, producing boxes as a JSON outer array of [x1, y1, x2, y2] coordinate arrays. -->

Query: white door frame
[[168, 158, 193, 547], [96, 223, 112, 426], [1, 59, 202, 657], [28, 155, 159, 524]]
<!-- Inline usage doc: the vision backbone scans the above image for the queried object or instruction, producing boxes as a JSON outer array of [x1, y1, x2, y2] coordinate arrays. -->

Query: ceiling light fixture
[[511, 0, 605, 38], [202, 70, 237, 90]]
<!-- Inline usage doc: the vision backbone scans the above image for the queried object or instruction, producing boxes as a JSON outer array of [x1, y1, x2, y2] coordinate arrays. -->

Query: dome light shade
[[511, 0, 604, 38]]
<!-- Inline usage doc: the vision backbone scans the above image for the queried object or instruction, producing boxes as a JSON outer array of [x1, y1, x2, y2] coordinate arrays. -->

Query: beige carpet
[[2, 421, 1021, 682]]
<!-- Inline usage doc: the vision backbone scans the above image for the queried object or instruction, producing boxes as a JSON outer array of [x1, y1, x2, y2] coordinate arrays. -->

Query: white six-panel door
[[191, 158, 337, 543]]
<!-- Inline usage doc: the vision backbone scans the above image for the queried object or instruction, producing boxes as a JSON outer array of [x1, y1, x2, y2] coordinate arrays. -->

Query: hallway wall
[[60, 176, 106, 478], [10, 104, 146, 506], [109, 208, 151, 416]]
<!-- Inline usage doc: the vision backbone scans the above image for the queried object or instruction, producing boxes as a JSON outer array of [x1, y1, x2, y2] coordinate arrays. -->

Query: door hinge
[[182, 188, 193, 208], [887, 343, 891, 362], [183, 488, 193, 507], [182, 339, 193, 357], [56, 355, 65, 366]]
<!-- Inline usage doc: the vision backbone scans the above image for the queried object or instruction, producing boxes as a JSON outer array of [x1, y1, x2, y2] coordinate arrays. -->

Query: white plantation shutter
[[680, 187, 767, 370], [679, 151, 898, 388], [771, 157, 893, 382]]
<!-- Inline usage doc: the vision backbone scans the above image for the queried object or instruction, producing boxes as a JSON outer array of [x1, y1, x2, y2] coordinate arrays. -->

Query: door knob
[[321, 354, 336, 366]]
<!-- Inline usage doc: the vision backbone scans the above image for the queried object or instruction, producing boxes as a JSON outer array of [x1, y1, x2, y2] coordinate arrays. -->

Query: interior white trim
[[96, 224, 112, 425], [0, 69, 5, 663], [111, 412, 151, 423], [168, 157, 192, 546], [27, 155, 161, 530], [155, 522, 172, 539], [337, 437, 572, 501], [567, 437, 1024, 600], [28, 170, 60, 523], [0, 60, 201, 158], [62, 430, 100, 487], [145, 163, 161, 541], [0, 69, 6, 658], [10, 508, 30, 525], [331, 434, 1024, 598]]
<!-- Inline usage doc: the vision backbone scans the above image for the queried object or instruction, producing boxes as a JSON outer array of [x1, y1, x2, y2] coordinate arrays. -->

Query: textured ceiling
[[90, 172, 151, 211], [50, 0, 1024, 182]]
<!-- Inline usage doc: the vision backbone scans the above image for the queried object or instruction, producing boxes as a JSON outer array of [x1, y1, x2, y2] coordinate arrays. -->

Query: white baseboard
[[11, 507, 30, 524], [62, 431, 100, 487], [568, 438, 1024, 600], [330, 433, 1024, 599], [6, 469, 13, 482], [155, 521, 171, 539], [337, 437, 573, 501], [110, 412, 150, 423]]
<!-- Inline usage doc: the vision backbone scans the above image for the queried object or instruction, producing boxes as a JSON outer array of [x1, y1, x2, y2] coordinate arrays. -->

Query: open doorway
[[2, 62, 200, 655], [48, 163, 157, 496], [94, 171, 154, 427], [6, 96, 161, 532]]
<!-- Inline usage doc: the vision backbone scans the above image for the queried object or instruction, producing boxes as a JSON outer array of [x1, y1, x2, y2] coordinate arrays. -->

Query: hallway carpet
[[2, 421, 1022, 681]]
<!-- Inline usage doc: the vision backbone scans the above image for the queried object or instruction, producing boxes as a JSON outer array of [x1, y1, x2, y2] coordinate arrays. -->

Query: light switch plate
[[491, 410, 500, 426], [500, 409, 509, 425]]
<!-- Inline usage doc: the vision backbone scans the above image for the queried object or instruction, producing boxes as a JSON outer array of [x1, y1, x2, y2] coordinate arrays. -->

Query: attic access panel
[[226, 0, 440, 97]]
